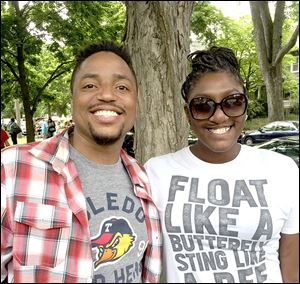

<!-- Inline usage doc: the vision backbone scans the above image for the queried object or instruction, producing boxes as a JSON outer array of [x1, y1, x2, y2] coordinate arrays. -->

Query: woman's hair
[[181, 46, 245, 102]]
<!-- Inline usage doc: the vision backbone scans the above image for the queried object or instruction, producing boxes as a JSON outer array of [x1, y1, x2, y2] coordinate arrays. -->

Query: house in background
[[289, 49, 299, 80]]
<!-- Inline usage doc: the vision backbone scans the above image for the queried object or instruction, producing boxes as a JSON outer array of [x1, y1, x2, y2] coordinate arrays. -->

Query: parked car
[[255, 135, 299, 166], [122, 131, 135, 158], [188, 134, 198, 145], [241, 120, 299, 145]]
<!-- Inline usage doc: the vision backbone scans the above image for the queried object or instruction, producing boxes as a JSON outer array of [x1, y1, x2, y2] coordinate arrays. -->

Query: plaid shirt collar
[[29, 126, 150, 199]]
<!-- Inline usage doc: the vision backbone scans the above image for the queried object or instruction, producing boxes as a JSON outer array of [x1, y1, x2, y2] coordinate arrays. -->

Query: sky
[[211, 1, 251, 19]]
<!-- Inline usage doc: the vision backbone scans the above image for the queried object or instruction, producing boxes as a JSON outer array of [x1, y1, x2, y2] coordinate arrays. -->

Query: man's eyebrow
[[80, 73, 132, 81], [80, 73, 99, 80], [112, 73, 132, 81]]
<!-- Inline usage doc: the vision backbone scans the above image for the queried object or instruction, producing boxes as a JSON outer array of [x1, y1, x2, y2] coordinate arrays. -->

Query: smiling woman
[[144, 45, 299, 283]]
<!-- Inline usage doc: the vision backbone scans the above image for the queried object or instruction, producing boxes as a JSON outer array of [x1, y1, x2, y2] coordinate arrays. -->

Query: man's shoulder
[[2, 141, 40, 154], [1, 142, 40, 165]]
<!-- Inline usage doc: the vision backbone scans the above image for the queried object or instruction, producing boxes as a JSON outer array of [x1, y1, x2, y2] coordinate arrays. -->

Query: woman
[[47, 117, 56, 137], [145, 46, 298, 283]]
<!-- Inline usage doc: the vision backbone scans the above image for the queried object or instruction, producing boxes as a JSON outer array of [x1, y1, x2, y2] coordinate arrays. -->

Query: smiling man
[[1, 41, 162, 283]]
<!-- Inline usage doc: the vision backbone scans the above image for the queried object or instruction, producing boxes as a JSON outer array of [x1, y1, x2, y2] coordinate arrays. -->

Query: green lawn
[[8, 135, 42, 145]]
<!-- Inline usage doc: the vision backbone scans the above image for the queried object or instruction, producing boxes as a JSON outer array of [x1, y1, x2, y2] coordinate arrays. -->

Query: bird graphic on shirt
[[91, 218, 136, 269]]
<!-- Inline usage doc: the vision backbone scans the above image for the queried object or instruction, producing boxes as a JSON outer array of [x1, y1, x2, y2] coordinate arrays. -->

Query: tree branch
[[274, 23, 299, 66], [6, 50, 18, 58], [1, 59, 20, 81], [39, 60, 73, 93], [249, 2, 270, 69], [259, 1, 273, 62], [272, 1, 285, 61]]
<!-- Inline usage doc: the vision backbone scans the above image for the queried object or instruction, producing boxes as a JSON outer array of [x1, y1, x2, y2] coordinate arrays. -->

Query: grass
[[8, 135, 42, 145]]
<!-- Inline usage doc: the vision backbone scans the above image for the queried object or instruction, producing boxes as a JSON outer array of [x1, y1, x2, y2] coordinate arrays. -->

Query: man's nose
[[96, 85, 116, 101]]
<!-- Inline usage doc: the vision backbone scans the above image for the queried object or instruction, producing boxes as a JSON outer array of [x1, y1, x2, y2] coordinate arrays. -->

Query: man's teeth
[[94, 110, 118, 116], [208, 127, 230, 134]]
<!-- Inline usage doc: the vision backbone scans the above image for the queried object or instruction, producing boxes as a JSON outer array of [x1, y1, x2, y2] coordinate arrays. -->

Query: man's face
[[72, 51, 137, 146]]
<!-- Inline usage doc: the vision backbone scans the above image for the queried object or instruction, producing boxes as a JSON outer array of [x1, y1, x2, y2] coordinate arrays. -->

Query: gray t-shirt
[[70, 145, 148, 283]]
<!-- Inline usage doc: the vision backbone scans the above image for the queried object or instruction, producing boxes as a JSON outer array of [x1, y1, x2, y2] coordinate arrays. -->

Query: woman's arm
[[279, 233, 299, 283]]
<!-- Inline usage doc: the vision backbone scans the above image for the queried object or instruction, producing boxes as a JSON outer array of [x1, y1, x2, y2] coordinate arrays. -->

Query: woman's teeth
[[208, 127, 230, 134]]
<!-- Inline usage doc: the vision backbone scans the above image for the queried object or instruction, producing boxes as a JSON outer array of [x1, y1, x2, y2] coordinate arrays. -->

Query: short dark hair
[[70, 41, 136, 93], [181, 46, 246, 102]]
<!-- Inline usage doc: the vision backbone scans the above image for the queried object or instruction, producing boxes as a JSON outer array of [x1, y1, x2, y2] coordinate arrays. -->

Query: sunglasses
[[189, 93, 248, 120]]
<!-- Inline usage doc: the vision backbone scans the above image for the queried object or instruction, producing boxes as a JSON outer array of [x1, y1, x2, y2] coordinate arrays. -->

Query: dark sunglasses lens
[[222, 94, 247, 116], [190, 98, 214, 119]]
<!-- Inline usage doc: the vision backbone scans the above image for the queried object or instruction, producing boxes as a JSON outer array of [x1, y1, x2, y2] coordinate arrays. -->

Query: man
[[8, 117, 21, 144], [1, 41, 162, 283]]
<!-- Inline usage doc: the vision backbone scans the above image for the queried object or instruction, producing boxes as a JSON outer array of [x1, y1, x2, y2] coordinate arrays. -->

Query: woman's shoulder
[[241, 144, 298, 166], [145, 147, 188, 167]]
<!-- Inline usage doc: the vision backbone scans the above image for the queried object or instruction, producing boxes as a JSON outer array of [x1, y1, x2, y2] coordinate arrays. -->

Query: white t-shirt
[[145, 145, 299, 283]]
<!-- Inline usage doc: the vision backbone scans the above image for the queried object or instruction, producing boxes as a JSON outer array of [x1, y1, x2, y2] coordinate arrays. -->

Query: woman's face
[[184, 72, 247, 163]]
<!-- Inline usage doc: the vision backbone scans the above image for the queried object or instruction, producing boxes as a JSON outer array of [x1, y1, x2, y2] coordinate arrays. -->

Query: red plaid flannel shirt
[[1, 128, 162, 283]]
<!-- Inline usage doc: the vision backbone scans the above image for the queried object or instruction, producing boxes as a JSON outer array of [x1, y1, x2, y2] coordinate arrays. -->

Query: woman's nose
[[209, 105, 228, 122]]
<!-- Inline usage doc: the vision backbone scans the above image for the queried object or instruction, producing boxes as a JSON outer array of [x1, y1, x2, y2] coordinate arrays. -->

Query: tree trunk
[[14, 1, 36, 142], [125, 1, 194, 163], [250, 1, 298, 122]]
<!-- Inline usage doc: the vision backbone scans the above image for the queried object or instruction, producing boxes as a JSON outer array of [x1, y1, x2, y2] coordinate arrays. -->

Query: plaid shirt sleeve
[[121, 150, 163, 283], [1, 160, 12, 283], [1, 132, 94, 283]]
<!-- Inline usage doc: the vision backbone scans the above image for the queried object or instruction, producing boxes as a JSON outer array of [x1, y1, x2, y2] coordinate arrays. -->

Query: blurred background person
[[47, 117, 56, 138], [1, 126, 10, 149], [41, 118, 48, 139], [8, 118, 21, 145]]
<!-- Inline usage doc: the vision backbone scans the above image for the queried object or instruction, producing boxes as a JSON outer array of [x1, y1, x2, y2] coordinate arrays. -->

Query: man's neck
[[69, 132, 123, 165]]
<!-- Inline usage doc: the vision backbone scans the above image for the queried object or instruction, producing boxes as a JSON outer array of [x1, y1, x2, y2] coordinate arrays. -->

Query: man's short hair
[[70, 41, 136, 93]]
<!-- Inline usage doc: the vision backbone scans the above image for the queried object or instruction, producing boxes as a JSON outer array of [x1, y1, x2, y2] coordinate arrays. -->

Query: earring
[[245, 114, 248, 120]]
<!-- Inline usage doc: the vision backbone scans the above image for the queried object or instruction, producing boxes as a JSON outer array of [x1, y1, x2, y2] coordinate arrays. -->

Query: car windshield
[[292, 121, 299, 129]]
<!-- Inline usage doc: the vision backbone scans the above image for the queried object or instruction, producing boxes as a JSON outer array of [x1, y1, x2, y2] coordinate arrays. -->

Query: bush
[[289, 99, 299, 115], [247, 99, 268, 119]]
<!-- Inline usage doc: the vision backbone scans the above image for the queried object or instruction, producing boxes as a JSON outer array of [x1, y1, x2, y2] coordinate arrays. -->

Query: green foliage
[[289, 99, 299, 115], [247, 99, 268, 120], [214, 16, 264, 97], [29, 1, 126, 54], [1, 0, 126, 125], [191, 1, 230, 46]]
